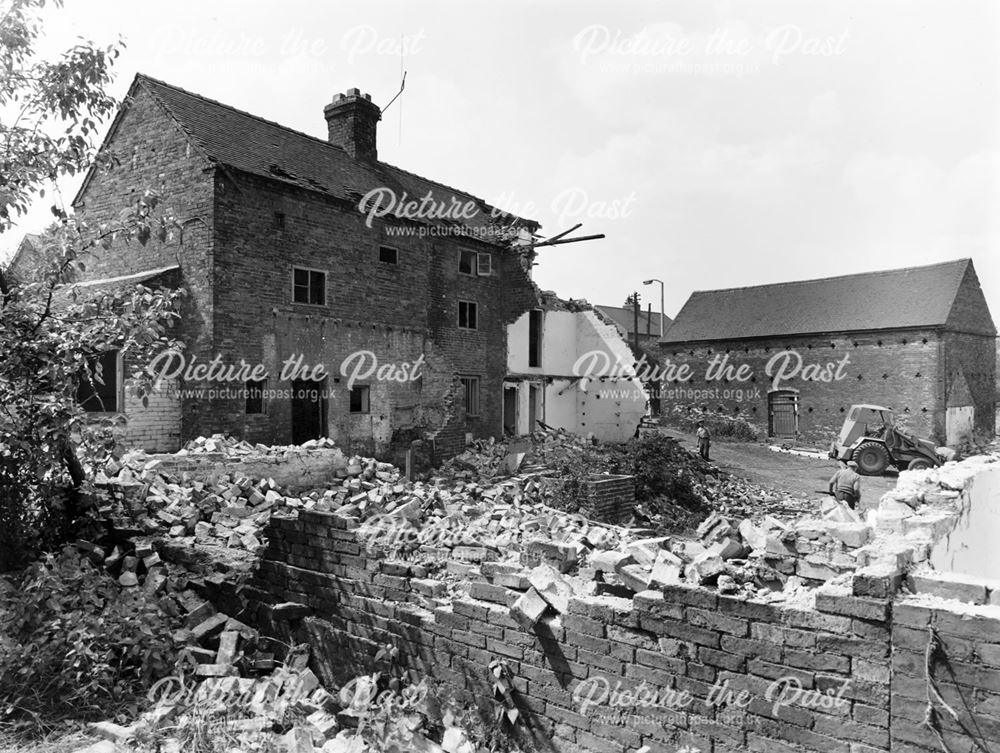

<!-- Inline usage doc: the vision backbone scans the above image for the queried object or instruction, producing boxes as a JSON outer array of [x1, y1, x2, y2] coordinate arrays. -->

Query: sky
[[3, 0, 999, 321]]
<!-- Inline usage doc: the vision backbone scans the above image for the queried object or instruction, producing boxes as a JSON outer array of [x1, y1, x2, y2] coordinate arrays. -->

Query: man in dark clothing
[[828, 460, 862, 509], [696, 421, 711, 461]]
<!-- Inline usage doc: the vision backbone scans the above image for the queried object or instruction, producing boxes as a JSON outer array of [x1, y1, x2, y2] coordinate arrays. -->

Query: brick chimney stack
[[324, 88, 381, 161]]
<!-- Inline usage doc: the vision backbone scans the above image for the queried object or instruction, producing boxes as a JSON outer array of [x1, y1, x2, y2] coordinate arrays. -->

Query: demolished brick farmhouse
[[505, 292, 648, 442], [658, 259, 997, 444], [53, 74, 640, 458]]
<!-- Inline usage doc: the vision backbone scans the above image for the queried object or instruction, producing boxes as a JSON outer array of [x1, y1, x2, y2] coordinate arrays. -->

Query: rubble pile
[[176, 434, 342, 457], [448, 427, 809, 530], [79, 619, 346, 753], [88, 430, 821, 611]]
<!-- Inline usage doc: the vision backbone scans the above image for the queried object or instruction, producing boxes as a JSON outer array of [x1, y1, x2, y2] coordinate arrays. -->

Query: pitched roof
[[5, 233, 44, 280], [79, 74, 535, 237], [662, 259, 991, 344], [596, 305, 670, 337]]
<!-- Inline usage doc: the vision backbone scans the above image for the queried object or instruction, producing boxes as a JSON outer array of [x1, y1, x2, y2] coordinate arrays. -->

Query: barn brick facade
[[658, 260, 996, 445]]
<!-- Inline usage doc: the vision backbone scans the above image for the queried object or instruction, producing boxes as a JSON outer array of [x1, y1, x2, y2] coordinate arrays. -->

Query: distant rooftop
[[595, 305, 671, 337], [662, 258, 994, 343]]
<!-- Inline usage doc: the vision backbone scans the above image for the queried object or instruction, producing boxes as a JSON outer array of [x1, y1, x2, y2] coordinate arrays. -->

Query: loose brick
[[662, 584, 719, 610], [815, 592, 891, 621], [686, 607, 748, 637]]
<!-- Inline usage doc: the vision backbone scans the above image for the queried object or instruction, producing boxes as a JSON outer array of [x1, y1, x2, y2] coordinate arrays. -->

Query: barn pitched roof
[[662, 259, 994, 343], [76, 74, 536, 235]]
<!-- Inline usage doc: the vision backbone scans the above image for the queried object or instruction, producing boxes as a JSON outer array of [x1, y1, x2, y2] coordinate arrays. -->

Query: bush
[[662, 404, 760, 442], [535, 433, 710, 520], [0, 548, 181, 734], [605, 434, 707, 510], [0, 455, 77, 572]]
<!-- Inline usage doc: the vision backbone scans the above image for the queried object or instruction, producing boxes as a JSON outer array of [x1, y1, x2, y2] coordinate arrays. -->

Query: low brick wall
[[244, 510, 1000, 752], [143, 447, 347, 493], [890, 599, 1000, 752], [580, 475, 635, 525]]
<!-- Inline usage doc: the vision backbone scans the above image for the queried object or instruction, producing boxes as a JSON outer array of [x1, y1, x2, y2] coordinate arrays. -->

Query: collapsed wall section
[[248, 510, 895, 753], [220, 450, 1000, 753]]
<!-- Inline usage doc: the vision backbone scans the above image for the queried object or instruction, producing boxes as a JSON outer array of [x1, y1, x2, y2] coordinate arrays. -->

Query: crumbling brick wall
[[890, 600, 1000, 752], [247, 511, 894, 752], [71, 81, 216, 448], [207, 171, 537, 458], [244, 509, 1000, 752]]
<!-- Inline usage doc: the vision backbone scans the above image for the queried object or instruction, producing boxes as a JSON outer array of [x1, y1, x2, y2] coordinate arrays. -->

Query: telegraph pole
[[624, 292, 641, 354]]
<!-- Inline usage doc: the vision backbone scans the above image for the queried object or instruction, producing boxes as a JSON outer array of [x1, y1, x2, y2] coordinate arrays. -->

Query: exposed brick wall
[[660, 331, 953, 443], [72, 81, 216, 449], [247, 511, 897, 753], [69, 82, 540, 458], [205, 171, 536, 458], [142, 446, 346, 493], [941, 331, 996, 433], [121, 377, 181, 452], [581, 475, 635, 524], [890, 600, 1000, 753], [244, 510, 1000, 752]]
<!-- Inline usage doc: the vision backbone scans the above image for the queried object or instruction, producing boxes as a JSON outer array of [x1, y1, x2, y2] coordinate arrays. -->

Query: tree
[[0, 0, 185, 567]]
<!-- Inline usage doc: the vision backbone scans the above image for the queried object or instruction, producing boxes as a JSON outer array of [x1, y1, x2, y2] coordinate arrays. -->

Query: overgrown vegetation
[[0, 547, 182, 733], [537, 433, 713, 530], [661, 404, 761, 442], [0, 0, 186, 567]]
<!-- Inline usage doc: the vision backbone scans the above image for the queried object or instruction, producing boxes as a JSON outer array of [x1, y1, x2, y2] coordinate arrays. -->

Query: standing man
[[696, 420, 711, 461], [828, 460, 862, 510]]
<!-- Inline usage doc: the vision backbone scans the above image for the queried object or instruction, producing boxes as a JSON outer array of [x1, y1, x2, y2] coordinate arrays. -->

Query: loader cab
[[833, 404, 893, 460]]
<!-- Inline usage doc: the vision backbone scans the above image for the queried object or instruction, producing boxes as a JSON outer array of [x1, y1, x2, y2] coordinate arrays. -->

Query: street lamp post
[[642, 278, 665, 338]]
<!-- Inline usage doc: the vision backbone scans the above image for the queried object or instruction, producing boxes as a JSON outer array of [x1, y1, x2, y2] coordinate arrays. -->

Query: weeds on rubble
[[136, 706, 278, 753], [489, 659, 519, 726], [533, 433, 712, 531], [0, 547, 180, 737], [664, 404, 760, 442]]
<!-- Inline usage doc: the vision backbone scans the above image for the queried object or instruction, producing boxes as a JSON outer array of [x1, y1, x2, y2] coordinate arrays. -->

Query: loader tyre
[[855, 442, 890, 475], [907, 458, 932, 471]]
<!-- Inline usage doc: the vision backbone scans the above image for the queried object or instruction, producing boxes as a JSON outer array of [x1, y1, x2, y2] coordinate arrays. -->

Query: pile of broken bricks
[[496, 512, 820, 631], [73, 585, 346, 753], [176, 433, 342, 457]]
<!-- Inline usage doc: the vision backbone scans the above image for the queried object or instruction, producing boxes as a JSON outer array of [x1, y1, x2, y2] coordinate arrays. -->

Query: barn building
[[658, 259, 996, 445]]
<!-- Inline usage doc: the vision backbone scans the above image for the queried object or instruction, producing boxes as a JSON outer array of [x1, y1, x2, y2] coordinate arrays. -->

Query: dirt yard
[[663, 431, 898, 514]]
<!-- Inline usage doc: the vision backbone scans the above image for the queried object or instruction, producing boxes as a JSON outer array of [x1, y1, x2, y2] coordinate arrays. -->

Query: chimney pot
[[324, 88, 381, 161]]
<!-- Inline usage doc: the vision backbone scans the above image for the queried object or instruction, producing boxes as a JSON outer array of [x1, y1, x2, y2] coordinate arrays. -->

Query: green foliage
[[0, 458, 76, 571], [0, 547, 181, 733], [537, 433, 707, 513], [0, 0, 123, 225], [604, 433, 707, 510], [488, 658, 519, 726], [663, 404, 761, 442], [0, 0, 187, 559]]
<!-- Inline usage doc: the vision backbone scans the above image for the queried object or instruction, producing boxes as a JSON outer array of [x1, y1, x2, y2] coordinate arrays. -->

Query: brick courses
[[70, 75, 541, 457], [244, 508, 1000, 752]]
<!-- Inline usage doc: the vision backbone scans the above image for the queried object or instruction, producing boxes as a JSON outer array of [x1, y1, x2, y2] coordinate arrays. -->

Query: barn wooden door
[[768, 390, 799, 440]]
